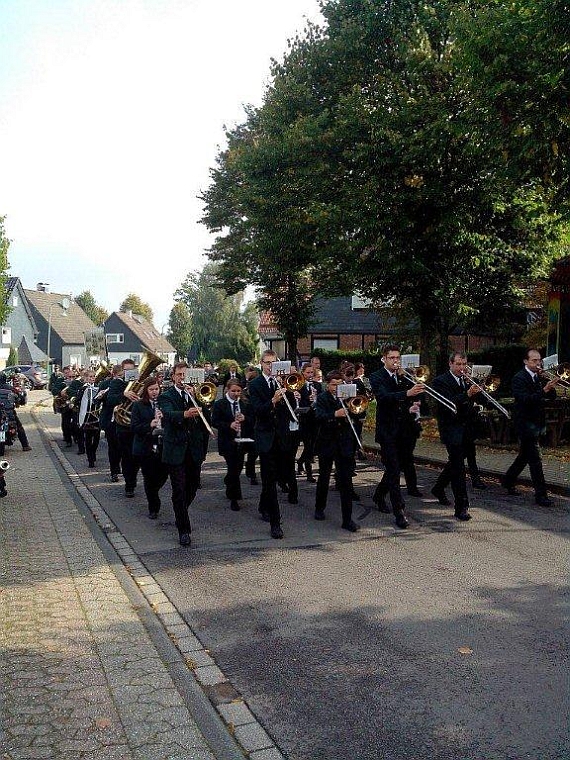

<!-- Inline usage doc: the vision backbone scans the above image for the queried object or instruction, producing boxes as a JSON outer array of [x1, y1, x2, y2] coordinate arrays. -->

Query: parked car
[[3, 364, 48, 390]]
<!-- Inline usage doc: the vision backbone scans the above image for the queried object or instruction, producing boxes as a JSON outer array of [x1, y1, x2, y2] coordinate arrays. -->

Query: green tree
[[174, 263, 258, 365], [75, 291, 109, 325], [0, 217, 11, 326], [167, 301, 193, 360], [119, 293, 154, 324], [203, 0, 565, 370]]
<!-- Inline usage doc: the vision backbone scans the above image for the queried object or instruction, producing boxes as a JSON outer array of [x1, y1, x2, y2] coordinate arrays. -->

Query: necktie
[[460, 377, 467, 392], [269, 378, 276, 393], [233, 401, 239, 417], [392, 374, 398, 388]]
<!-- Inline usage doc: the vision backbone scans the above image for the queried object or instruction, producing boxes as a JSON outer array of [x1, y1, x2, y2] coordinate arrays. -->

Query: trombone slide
[[187, 391, 216, 437], [399, 368, 457, 414], [338, 398, 365, 452]]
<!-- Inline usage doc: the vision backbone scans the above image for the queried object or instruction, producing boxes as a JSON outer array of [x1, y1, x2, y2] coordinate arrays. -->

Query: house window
[[313, 338, 339, 351], [1, 327, 11, 344], [12, 296, 18, 307], [106, 333, 124, 344]]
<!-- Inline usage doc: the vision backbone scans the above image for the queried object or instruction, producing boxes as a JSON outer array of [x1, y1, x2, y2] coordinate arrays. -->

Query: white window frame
[[313, 338, 339, 351], [106, 333, 124, 344]]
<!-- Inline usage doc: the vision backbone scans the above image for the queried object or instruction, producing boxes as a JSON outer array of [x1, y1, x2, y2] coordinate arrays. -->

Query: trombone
[[463, 367, 511, 419], [337, 392, 369, 452], [539, 362, 570, 389], [397, 364, 457, 414], [185, 381, 217, 437], [275, 372, 305, 424]]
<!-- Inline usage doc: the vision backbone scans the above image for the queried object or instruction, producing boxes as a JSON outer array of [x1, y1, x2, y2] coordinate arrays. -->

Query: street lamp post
[[47, 296, 71, 379]]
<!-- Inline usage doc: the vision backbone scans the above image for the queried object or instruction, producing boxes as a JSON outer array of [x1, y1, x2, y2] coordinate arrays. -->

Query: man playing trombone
[[369, 345, 425, 529], [431, 352, 483, 521]]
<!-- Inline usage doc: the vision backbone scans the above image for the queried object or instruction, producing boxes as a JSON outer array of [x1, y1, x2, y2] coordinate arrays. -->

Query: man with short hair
[[158, 362, 208, 546], [370, 345, 425, 529], [502, 349, 558, 507], [431, 352, 482, 521]]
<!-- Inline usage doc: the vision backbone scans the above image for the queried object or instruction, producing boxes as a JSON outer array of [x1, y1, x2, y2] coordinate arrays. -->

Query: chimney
[[36, 282, 49, 292]]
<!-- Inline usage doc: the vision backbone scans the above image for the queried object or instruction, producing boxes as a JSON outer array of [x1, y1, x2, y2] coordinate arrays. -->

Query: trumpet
[[539, 362, 570, 389], [397, 364, 457, 414], [463, 367, 511, 419]]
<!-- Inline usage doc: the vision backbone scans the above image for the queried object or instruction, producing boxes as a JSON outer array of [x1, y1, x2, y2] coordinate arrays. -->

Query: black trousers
[[244, 445, 258, 480], [504, 433, 547, 498], [138, 452, 169, 514], [433, 442, 469, 510], [103, 422, 122, 477], [168, 451, 202, 535], [375, 435, 418, 508], [14, 413, 30, 449], [315, 453, 353, 525], [277, 445, 298, 501], [83, 428, 100, 465], [61, 408, 74, 444], [223, 446, 245, 501], [258, 443, 282, 529], [117, 428, 139, 490]]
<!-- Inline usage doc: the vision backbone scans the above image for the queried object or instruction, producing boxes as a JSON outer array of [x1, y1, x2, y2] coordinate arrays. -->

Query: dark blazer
[[431, 371, 475, 446], [314, 390, 354, 458], [99, 377, 126, 430], [131, 400, 159, 457], [248, 374, 278, 454], [370, 367, 416, 443], [511, 369, 556, 437], [157, 385, 206, 467], [211, 396, 254, 457]]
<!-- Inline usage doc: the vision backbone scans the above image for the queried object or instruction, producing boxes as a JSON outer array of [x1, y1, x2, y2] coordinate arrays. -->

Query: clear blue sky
[[0, 0, 323, 329]]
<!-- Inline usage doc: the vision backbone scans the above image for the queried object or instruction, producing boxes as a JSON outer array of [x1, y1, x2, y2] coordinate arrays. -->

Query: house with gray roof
[[104, 311, 175, 366], [1, 278, 49, 367], [25, 287, 97, 369]]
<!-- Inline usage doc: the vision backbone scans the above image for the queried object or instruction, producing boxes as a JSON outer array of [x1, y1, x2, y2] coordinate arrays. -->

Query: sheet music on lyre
[[336, 383, 357, 399], [270, 360, 291, 377], [543, 354, 558, 370], [184, 368, 205, 384], [471, 365, 492, 381], [399, 354, 420, 369]]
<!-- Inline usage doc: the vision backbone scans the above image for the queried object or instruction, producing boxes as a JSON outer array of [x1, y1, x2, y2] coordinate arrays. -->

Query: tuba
[[113, 350, 162, 426]]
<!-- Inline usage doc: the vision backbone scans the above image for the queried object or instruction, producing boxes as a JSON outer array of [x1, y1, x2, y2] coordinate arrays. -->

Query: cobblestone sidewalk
[[0, 404, 243, 760]]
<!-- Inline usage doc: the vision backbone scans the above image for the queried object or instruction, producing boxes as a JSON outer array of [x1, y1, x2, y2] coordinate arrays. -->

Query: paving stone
[[216, 700, 257, 727], [233, 722, 274, 753]]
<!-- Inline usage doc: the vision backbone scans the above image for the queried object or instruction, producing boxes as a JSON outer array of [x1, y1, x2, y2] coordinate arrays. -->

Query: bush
[[310, 349, 386, 376]]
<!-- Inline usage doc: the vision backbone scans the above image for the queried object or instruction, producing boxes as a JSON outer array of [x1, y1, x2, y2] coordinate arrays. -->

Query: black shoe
[[230, 500, 241, 511], [271, 525, 284, 539], [88, 461, 95, 468], [250, 478, 258, 486], [179, 532, 191, 546], [455, 509, 472, 521], [500, 478, 519, 495], [111, 474, 119, 482], [471, 479, 487, 490], [314, 509, 326, 521], [394, 510, 409, 529], [535, 496, 553, 507], [297, 460, 304, 475], [350, 490, 361, 501], [125, 489, 135, 498], [0, 487, 7, 498], [373, 492, 391, 513], [341, 520, 361, 533], [148, 512, 159, 520], [431, 486, 451, 506], [407, 488, 423, 497]]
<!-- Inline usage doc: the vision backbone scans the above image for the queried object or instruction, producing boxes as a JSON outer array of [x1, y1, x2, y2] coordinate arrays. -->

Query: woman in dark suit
[[211, 380, 254, 511], [131, 377, 169, 519]]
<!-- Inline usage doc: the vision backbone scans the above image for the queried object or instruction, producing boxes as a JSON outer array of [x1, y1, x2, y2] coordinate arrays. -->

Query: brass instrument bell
[[345, 395, 369, 415], [195, 381, 217, 405], [284, 372, 305, 392]]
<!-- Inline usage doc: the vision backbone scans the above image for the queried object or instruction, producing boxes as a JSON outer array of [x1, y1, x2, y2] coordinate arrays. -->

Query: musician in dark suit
[[313, 371, 360, 532], [109, 359, 140, 496], [221, 362, 246, 389], [51, 365, 75, 446], [502, 349, 558, 507], [98, 364, 123, 482], [211, 380, 255, 511], [131, 377, 169, 519], [241, 366, 260, 484], [247, 350, 287, 539], [431, 352, 483, 521], [158, 362, 208, 546], [370, 346, 425, 529], [296, 364, 321, 482]]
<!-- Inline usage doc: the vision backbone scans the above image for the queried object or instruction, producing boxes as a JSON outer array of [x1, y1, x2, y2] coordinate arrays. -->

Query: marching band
[[49, 347, 563, 546]]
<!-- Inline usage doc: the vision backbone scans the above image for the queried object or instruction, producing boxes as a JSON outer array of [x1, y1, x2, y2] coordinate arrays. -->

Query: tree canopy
[[201, 0, 568, 368], [119, 293, 154, 324], [0, 217, 11, 326], [75, 291, 109, 326], [173, 262, 258, 365]]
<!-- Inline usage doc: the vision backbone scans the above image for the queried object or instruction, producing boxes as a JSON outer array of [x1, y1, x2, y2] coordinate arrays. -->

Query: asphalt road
[[49, 417, 569, 760]]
